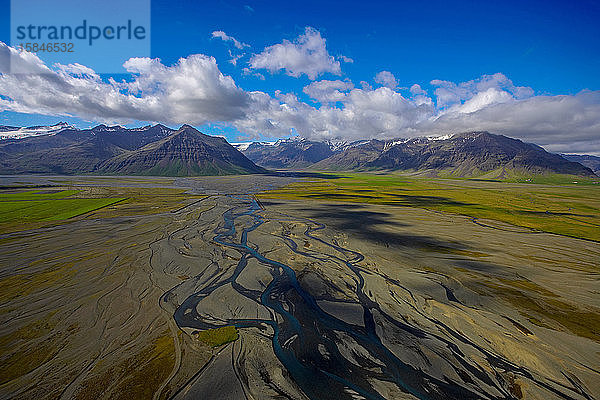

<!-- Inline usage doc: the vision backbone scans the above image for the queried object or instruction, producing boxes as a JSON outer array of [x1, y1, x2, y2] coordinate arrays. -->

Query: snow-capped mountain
[[0, 122, 74, 140]]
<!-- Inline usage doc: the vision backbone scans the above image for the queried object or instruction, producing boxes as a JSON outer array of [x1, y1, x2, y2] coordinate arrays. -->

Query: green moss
[[75, 332, 175, 400], [478, 280, 600, 342], [0, 312, 59, 384], [0, 262, 77, 303], [194, 326, 239, 347]]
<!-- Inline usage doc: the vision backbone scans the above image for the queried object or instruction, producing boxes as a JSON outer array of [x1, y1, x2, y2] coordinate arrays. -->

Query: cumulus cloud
[[431, 72, 534, 108], [0, 42, 248, 124], [374, 71, 398, 89], [410, 84, 426, 95], [360, 81, 373, 91], [211, 30, 249, 50], [1, 43, 599, 154], [454, 87, 513, 114], [236, 86, 436, 140], [249, 27, 342, 80], [408, 84, 432, 107], [303, 79, 354, 103], [240, 74, 600, 152], [422, 91, 600, 154]]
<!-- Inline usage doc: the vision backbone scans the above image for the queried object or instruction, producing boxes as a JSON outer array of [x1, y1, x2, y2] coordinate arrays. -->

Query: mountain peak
[[240, 131, 596, 177], [152, 123, 170, 130], [178, 124, 198, 132], [97, 124, 264, 176], [452, 131, 492, 139]]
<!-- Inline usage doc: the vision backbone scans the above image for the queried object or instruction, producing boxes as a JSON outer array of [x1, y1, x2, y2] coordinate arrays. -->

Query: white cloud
[[1, 42, 599, 154], [409, 84, 432, 106], [431, 72, 534, 108], [360, 81, 373, 91], [249, 27, 342, 80], [338, 55, 354, 63], [0, 43, 249, 124], [453, 87, 513, 114], [242, 67, 265, 80], [423, 91, 600, 154], [234, 86, 436, 141], [211, 30, 249, 50], [303, 79, 354, 103], [410, 84, 426, 95], [374, 71, 398, 89], [228, 49, 244, 66]]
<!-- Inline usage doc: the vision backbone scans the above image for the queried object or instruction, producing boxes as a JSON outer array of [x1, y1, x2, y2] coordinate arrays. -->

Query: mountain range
[[561, 154, 600, 175], [0, 124, 264, 176], [237, 132, 597, 178], [0, 123, 596, 177]]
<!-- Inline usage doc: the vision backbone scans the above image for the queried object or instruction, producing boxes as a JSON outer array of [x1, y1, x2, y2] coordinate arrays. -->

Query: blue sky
[[151, 0, 600, 94], [0, 0, 599, 153]]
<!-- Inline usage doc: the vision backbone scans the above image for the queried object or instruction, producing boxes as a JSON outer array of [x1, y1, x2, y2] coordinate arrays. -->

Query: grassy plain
[[259, 172, 600, 241], [0, 186, 205, 234]]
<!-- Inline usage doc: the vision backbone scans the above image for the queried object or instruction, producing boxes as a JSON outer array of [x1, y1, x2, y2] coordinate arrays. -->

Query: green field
[[0, 186, 210, 235], [0, 189, 80, 201], [0, 189, 127, 235], [0, 190, 125, 223], [259, 173, 600, 242]]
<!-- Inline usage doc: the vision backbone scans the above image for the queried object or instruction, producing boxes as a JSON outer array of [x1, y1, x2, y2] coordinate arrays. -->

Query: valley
[[1, 174, 598, 399], [1, 2, 598, 398]]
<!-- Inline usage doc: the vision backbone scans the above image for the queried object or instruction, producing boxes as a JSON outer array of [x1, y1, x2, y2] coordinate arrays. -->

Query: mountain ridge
[[98, 125, 265, 176], [0, 124, 264, 176], [240, 131, 597, 177], [0, 124, 595, 177]]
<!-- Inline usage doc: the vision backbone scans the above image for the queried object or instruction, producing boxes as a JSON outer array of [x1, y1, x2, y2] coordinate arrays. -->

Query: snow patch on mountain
[[0, 122, 73, 140]]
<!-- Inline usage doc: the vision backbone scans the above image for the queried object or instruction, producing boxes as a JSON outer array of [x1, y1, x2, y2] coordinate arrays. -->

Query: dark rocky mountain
[[561, 154, 600, 175], [0, 124, 172, 158], [311, 140, 386, 171], [240, 131, 595, 177], [0, 124, 173, 174], [363, 132, 594, 177], [0, 124, 264, 176], [0, 125, 20, 132], [98, 125, 265, 176], [355, 132, 594, 177], [241, 138, 334, 169], [2, 124, 593, 177]]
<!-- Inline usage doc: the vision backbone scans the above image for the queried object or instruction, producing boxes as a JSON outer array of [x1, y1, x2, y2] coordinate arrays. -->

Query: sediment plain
[[0, 174, 598, 399]]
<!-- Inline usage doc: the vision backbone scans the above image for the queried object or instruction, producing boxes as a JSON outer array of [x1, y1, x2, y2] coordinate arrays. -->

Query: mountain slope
[[561, 154, 600, 175], [0, 124, 264, 176], [0, 124, 174, 174], [243, 138, 334, 168], [306, 132, 595, 177], [98, 125, 265, 176], [367, 132, 594, 177], [311, 140, 386, 170]]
